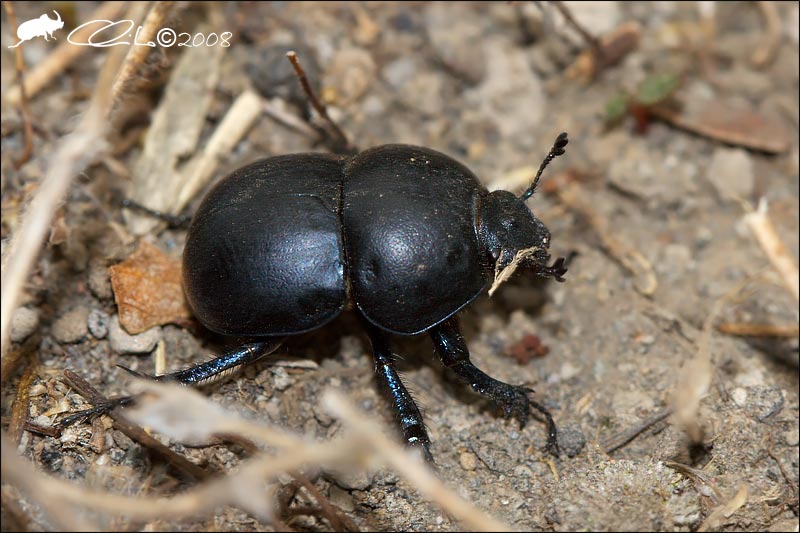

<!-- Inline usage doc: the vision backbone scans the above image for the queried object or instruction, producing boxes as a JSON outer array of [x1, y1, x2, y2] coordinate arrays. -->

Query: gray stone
[[464, 38, 545, 141], [425, 3, 486, 84], [559, 1, 620, 43], [326, 466, 373, 491], [706, 147, 754, 202], [328, 485, 356, 513], [87, 309, 110, 339], [271, 367, 292, 391], [10, 306, 39, 343], [51, 307, 89, 344], [87, 260, 113, 300], [557, 424, 586, 457], [108, 315, 161, 354]]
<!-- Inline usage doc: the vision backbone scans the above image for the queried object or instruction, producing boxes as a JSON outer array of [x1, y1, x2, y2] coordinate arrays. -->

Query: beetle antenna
[[519, 132, 569, 201]]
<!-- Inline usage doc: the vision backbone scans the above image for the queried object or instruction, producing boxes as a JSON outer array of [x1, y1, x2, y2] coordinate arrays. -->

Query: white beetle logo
[[8, 10, 64, 48]]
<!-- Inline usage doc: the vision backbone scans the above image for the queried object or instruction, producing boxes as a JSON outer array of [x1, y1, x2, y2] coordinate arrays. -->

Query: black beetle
[[80, 134, 570, 461]]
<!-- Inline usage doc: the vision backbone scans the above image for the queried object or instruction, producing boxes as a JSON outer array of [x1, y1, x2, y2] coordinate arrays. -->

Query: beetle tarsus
[[116, 364, 157, 380], [57, 395, 135, 428], [529, 397, 560, 457], [121, 198, 192, 229], [430, 315, 558, 451]]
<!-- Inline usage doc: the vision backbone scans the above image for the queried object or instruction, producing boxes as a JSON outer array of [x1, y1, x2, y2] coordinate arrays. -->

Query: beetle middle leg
[[365, 323, 433, 462], [429, 315, 559, 456], [59, 339, 283, 428]]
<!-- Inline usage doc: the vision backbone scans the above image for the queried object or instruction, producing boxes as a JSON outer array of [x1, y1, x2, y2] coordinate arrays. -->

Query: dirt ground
[[1, 2, 798, 532]]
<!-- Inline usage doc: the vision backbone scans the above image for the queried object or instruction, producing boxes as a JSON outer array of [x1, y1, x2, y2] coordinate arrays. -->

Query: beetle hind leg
[[58, 339, 283, 429], [120, 339, 284, 386], [365, 324, 433, 462], [429, 316, 559, 456]]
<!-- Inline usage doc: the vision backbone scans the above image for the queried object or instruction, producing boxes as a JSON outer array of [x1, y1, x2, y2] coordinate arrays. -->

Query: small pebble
[[10, 306, 39, 342], [51, 307, 89, 344], [88, 309, 110, 339], [326, 467, 373, 491], [108, 315, 161, 354], [459, 451, 478, 471], [87, 260, 113, 300], [706, 147, 754, 202], [324, 47, 376, 105], [271, 367, 292, 391], [328, 485, 356, 512], [246, 43, 320, 108], [782, 427, 799, 447], [557, 424, 586, 457]]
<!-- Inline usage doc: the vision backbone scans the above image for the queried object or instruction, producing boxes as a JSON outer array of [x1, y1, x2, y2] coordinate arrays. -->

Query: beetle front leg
[[59, 339, 283, 428], [429, 315, 559, 456], [365, 324, 433, 462]]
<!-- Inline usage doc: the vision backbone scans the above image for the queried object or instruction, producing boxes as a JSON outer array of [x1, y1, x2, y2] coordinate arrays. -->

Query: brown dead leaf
[[109, 240, 191, 334], [566, 21, 641, 83], [650, 99, 790, 154]]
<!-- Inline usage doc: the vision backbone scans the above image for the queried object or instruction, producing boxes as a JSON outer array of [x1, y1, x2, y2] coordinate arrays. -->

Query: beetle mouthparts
[[538, 256, 568, 282]]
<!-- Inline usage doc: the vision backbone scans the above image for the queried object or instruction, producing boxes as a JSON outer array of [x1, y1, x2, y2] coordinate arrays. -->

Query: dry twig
[[751, 1, 782, 68], [550, 1, 602, 60], [175, 90, 264, 211], [601, 408, 673, 454], [9, 363, 37, 444], [322, 390, 511, 532], [290, 474, 360, 532], [3, 380, 510, 531], [717, 322, 799, 338], [1, 486, 34, 532], [0, 39, 125, 355], [110, 2, 176, 105], [3, 1, 35, 168], [3, 2, 127, 106], [743, 199, 800, 303], [1, 1, 172, 353], [0, 335, 39, 386], [558, 182, 658, 296], [61, 370, 212, 482], [765, 433, 799, 502], [286, 51, 355, 154], [698, 484, 748, 532]]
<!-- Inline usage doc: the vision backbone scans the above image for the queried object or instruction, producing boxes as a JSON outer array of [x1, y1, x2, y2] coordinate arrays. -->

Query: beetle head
[[479, 132, 569, 283], [479, 190, 566, 281]]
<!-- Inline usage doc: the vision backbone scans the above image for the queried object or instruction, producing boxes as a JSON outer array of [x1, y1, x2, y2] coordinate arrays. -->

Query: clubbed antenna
[[519, 132, 569, 201]]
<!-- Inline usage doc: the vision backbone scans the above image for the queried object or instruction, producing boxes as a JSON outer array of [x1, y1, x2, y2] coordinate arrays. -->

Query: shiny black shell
[[183, 145, 492, 337]]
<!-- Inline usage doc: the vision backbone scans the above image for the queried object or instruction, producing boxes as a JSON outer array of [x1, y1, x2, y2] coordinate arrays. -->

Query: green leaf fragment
[[605, 93, 629, 123], [636, 73, 680, 106]]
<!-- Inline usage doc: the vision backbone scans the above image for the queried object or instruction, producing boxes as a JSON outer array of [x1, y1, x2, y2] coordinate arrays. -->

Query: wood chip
[[698, 484, 748, 532], [108, 240, 191, 334], [126, 32, 224, 235]]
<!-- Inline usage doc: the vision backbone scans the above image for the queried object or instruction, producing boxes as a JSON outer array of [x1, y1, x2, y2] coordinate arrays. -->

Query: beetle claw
[[116, 364, 162, 381], [538, 256, 568, 282]]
